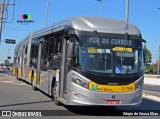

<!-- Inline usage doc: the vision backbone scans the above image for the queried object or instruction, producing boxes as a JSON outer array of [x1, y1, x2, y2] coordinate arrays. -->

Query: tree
[[145, 64, 154, 74], [144, 45, 152, 64], [152, 63, 158, 74], [144, 45, 152, 74]]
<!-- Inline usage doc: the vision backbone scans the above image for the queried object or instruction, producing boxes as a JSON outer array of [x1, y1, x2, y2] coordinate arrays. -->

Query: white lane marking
[[0, 80, 28, 86], [143, 93, 160, 102], [0, 74, 15, 78], [0, 74, 30, 86]]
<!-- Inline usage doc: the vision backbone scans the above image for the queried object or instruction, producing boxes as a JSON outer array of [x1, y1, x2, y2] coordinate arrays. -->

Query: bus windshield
[[114, 50, 143, 74], [74, 45, 143, 74]]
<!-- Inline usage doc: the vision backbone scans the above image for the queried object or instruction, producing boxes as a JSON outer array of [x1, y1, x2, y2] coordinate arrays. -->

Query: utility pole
[[45, 0, 49, 26], [157, 45, 160, 78], [97, 0, 102, 16], [125, 0, 129, 23], [157, 8, 160, 77], [0, 0, 5, 43], [0, 0, 15, 43]]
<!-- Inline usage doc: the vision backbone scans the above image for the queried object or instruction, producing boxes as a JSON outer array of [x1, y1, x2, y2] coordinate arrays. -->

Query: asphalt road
[[143, 85, 160, 92], [0, 70, 159, 119], [0, 70, 14, 76]]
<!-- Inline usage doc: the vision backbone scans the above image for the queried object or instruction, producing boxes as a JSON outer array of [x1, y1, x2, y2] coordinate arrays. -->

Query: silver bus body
[[13, 16, 144, 106]]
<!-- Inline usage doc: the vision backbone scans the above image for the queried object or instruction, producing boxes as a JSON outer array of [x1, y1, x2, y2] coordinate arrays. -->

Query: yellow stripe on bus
[[28, 70, 32, 80], [18, 68, 21, 77], [12, 68, 15, 74], [15, 68, 18, 75], [89, 81, 135, 93], [56, 69, 60, 74], [40, 74, 42, 85], [34, 73, 37, 83]]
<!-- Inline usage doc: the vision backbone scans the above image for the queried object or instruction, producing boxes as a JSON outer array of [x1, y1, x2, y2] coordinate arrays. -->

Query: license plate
[[106, 100, 121, 105]]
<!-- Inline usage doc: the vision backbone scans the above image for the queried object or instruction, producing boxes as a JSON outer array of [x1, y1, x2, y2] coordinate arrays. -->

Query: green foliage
[[145, 64, 157, 74], [152, 63, 158, 74], [144, 45, 154, 74], [144, 45, 152, 64], [143, 45, 160, 74]]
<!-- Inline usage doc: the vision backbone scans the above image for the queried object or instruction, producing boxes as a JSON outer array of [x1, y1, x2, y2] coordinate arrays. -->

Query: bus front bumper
[[66, 83, 142, 106]]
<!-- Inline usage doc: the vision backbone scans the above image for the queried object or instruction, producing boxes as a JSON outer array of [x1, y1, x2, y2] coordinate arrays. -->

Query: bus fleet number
[[122, 86, 134, 91]]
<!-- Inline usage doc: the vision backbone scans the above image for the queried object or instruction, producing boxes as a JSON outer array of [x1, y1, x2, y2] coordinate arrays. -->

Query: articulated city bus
[[13, 16, 145, 105]]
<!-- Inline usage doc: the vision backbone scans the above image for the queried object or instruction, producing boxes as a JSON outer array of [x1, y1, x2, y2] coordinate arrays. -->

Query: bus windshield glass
[[74, 45, 143, 75], [114, 49, 143, 74], [74, 45, 112, 73]]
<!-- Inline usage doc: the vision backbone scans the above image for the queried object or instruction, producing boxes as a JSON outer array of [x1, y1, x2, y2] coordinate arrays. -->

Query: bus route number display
[[113, 47, 132, 52], [87, 48, 110, 53], [88, 48, 98, 53]]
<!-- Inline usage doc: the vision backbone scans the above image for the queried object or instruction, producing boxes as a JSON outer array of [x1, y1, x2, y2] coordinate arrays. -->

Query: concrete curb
[[143, 93, 160, 102], [144, 78, 160, 86]]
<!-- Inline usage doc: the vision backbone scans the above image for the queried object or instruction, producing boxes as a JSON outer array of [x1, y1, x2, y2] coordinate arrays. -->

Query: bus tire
[[52, 83, 60, 105], [31, 75, 37, 91]]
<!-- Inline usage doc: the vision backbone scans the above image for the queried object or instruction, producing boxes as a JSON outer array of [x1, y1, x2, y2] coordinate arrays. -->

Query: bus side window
[[29, 38, 39, 68], [55, 38, 62, 54], [41, 35, 50, 71], [74, 46, 79, 66], [52, 38, 62, 69], [34, 39, 39, 68], [48, 37, 55, 69], [29, 39, 34, 67]]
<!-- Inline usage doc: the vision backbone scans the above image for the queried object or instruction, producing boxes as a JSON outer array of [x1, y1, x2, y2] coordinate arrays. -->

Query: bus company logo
[[92, 84, 98, 91], [17, 13, 34, 24]]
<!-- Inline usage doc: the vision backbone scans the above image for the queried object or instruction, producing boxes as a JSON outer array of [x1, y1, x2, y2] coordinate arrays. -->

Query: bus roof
[[32, 16, 141, 37], [16, 34, 30, 47]]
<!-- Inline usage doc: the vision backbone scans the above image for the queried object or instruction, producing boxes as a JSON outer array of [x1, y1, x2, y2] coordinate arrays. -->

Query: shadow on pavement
[[0, 100, 53, 108]]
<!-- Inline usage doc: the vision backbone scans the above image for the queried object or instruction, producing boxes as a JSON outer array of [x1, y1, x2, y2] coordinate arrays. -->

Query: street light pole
[[45, 0, 49, 26], [125, 0, 129, 23], [97, 0, 102, 16]]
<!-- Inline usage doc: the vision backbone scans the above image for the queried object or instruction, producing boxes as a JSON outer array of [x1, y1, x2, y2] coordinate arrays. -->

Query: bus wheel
[[52, 83, 60, 105], [31, 75, 36, 91]]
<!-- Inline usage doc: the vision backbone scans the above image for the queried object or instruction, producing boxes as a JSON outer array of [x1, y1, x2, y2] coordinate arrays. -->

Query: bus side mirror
[[142, 39, 146, 64], [142, 39, 146, 43], [67, 43, 74, 58]]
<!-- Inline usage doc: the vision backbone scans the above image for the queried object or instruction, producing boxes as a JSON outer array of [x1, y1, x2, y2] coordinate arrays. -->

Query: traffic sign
[[5, 39, 16, 44], [7, 56, 11, 59]]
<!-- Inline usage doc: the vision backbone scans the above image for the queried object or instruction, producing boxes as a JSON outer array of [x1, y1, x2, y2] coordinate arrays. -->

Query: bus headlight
[[72, 77, 88, 89], [135, 79, 143, 89]]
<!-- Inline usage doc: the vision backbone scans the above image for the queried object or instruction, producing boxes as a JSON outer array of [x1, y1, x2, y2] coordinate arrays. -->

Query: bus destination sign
[[86, 37, 132, 46]]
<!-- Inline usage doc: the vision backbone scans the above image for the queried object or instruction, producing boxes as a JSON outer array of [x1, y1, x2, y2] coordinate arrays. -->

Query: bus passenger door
[[59, 37, 70, 99], [36, 42, 42, 86], [22, 42, 27, 80]]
